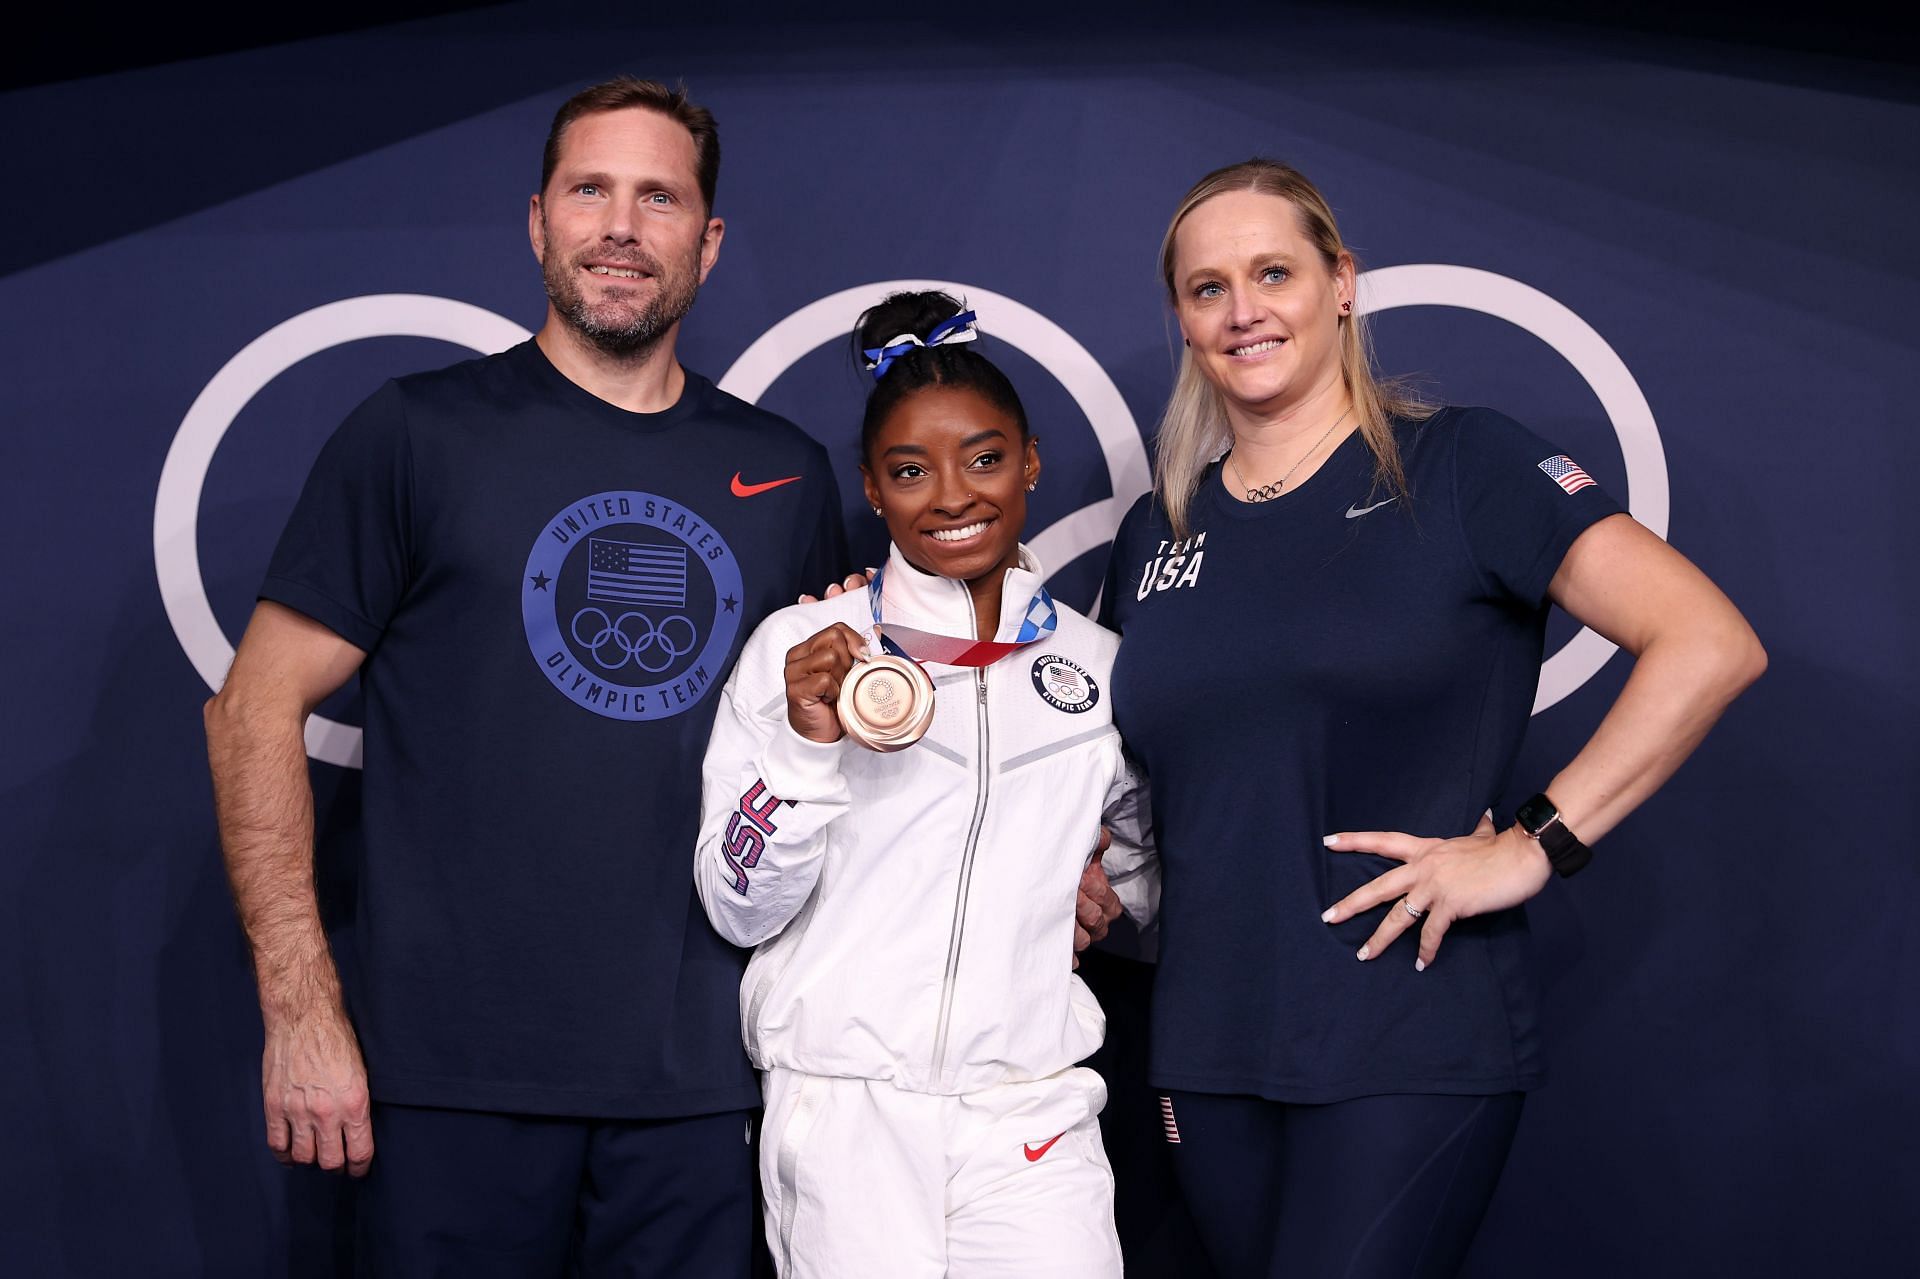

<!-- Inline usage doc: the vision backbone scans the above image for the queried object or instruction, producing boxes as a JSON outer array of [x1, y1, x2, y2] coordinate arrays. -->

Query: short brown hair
[[540, 77, 720, 213]]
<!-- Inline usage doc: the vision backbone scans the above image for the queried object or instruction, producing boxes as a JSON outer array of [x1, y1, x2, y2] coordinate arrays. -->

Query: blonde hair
[[1154, 159, 1431, 539]]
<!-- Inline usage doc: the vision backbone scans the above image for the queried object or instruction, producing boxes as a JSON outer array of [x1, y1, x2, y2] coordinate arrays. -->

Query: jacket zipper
[[930, 595, 993, 1083]]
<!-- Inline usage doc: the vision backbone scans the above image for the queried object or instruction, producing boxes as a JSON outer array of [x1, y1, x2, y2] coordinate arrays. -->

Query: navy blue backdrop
[[4, 5, 1915, 1274]]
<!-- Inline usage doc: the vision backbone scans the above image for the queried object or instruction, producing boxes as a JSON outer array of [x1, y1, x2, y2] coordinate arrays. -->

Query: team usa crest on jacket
[[521, 489, 743, 720], [1032, 654, 1099, 713], [694, 544, 1156, 1093]]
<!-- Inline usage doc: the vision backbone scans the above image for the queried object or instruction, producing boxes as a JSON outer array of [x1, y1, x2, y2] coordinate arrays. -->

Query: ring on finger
[[1400, 899, 1426, 920]]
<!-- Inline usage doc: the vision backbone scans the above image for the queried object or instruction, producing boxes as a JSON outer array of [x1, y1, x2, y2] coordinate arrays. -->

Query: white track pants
[[759, 1065, 1122, 1279]]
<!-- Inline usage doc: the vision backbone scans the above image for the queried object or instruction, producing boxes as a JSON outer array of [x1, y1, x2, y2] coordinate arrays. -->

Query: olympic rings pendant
[[837, 653, 936, 751]]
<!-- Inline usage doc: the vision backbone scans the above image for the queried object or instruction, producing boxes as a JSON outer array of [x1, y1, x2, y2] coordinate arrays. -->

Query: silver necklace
[[1226, 409, 1351, 502]]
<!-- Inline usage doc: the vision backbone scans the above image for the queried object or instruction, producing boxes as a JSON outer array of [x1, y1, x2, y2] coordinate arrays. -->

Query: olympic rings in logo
[[522, 489, 743, 722], [570, 608, 699, 673]]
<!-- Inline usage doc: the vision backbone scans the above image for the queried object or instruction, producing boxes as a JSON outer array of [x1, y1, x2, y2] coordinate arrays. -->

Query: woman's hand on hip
[[1318, 812, 1550, 970]]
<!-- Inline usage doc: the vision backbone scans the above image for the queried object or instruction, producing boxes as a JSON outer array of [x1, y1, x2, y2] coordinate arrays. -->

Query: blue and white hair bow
[[862, 309, 980, 382]]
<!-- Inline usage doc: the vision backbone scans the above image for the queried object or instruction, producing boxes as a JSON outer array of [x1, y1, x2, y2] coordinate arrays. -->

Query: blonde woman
[[1096, 160, 1764, 1277]]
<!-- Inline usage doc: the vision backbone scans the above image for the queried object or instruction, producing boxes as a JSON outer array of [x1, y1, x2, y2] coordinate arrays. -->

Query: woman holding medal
[[1097, 161, 1766, 1277], [694, 290, 1152, 1279]]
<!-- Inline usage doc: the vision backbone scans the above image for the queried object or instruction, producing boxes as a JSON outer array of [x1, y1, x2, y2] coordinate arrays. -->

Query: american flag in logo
[[1537, 455, 1596, 495], [1158, 1095, 1182, 1144], [587, 538, 688, 607]]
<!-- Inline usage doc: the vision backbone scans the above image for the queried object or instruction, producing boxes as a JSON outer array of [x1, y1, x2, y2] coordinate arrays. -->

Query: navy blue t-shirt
[[263, 340, 848, 1117], [1100, 407, 1622, 1102]]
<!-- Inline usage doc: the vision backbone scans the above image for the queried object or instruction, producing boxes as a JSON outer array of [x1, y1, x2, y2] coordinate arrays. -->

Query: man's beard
[[542, 238, 702, 358]]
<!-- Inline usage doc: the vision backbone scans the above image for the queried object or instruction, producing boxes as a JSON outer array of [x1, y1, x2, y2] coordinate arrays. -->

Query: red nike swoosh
[[731, 472, 802, 498], [1023, 1133, 1066, 1162]]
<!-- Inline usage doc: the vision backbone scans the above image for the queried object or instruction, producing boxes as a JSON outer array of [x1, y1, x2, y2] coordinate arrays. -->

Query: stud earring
[[871, 506, 883, 516], [1025, 482, 1037, 492], [1341, 300, 1351, 313]]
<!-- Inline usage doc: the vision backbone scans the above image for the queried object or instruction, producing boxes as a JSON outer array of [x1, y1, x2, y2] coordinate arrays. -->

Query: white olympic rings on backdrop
[[153, 295, 533, 768], [155, 270, 1660, 764], [1356, 265, 1667, 713]]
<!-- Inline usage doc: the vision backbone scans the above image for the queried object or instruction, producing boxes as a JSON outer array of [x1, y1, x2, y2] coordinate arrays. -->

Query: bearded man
[[204, 78, 848, 1275]]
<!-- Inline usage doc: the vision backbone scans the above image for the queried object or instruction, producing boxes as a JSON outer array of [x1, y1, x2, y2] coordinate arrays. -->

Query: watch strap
[[1515, 792, 1591, 877]]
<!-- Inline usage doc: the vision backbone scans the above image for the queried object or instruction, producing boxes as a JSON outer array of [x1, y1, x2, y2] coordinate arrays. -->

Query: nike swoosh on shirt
[[1023, 1133, 1066, 1162], [1345, 497, 1398, 518], [731, 472, 802, 498]]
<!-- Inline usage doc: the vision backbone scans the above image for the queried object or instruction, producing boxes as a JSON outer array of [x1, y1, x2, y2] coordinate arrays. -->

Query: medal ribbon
[[868, 563, 1057, 668]]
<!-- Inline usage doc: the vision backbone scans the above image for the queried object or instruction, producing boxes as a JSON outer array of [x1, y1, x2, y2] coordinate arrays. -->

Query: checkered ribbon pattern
[[867, 564, 1057, 668]]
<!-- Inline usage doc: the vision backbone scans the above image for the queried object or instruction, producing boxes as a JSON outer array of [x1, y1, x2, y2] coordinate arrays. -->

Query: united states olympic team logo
[[1031, 654, 1099, 713], [156, 269, 1664, 763], [522, 490, 743, 720]]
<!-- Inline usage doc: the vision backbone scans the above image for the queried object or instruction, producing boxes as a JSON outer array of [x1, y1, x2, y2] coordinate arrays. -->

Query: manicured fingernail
[[1356, 946, 1370, 961], [1320, 907, 1337, 923], [1322, 835, 1339, 847], [1415, 959, 1427, 973]]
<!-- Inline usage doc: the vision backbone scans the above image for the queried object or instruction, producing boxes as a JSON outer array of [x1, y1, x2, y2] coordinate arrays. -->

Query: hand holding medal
[[783, 623, 876, 746], [782, 620, 937, 751]]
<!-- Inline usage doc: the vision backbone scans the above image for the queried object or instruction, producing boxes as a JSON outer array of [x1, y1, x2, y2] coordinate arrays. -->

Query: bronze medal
[[837, 653, 935, 751]]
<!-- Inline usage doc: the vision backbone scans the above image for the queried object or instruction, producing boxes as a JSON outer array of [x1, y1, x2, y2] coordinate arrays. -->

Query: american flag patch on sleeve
[[1537, 455, 1596, 495]]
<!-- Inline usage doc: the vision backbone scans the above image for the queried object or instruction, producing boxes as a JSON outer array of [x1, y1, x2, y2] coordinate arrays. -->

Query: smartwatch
[[1514, 792, 1591, 877]]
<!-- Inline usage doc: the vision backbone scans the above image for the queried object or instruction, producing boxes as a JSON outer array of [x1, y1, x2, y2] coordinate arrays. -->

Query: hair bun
[[854, 289, 967, 357], [850, 289, 1029, 459]]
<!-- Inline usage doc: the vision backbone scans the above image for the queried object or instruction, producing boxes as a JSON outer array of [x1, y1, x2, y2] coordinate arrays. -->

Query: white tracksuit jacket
[[694, 545, 1157, 1096]]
